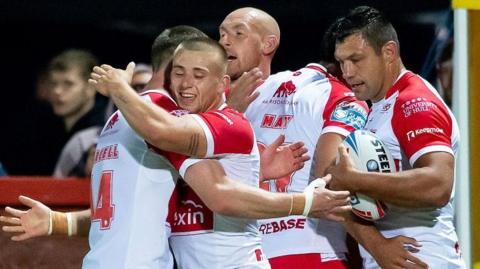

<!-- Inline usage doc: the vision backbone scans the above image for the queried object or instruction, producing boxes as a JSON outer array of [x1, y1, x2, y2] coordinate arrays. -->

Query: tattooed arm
[[89, 63, 207, 157]]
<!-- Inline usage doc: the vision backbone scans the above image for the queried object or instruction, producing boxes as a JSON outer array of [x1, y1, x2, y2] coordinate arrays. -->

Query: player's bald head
[[224, 7, 280, 43]]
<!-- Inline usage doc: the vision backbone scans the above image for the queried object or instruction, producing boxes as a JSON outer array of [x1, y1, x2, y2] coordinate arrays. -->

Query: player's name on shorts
[[94, 144, 119, 163], [258, 218, 306, 234]]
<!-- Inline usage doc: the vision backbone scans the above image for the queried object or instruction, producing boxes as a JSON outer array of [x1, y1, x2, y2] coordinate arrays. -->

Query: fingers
[[93, 66, 108, 75], [18, 195, 40, 208], [11, 233, 33, 241], [330, 204, 352, 213], [0, 215, 21, 225], [288, 140, 305, 151], [90, 73, 102, 80], [246, 91, 260, 104], [398, 236, 422, 247], [292, 145, 308, 157], [2, 225, 24, 233], [338, 144, 349, 158], [271, 134, 285, 149], [322, 174, 332, 185], [235, 68, 263, 94], [126, 61, 136, 75], [404, 255, 428, 269], [297, 154, 310, 163], [100, 64, 114, 71], [331, 189, 351, 199], [4, 206, 25, 217]]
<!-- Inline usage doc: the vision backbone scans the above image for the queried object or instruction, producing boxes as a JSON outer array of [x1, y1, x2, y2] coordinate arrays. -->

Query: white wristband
[[47, 210, 53, 235], [302, 178, 326, 216], [66, 212, 73, 236]]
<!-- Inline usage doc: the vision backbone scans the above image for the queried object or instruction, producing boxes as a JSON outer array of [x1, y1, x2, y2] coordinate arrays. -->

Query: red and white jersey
[[83, 90, 186, 269], [360, 70, 464, 267], [168, 104, 269, 269], [244, 64, 368, 259]]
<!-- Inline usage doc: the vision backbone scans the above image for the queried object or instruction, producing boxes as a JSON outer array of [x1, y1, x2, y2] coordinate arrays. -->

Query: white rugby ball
[[341, 130, 396, 221]]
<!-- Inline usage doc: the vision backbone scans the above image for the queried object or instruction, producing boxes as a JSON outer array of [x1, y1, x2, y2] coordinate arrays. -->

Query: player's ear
[[382, 41, 398, 64], [262, 35, 279, 56], [221, 75, 231, 94]]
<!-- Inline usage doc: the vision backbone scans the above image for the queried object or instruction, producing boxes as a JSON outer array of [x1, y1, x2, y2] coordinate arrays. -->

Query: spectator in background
[[43, 49, 106, 176], [52, 126, 100, 178], [54, 61, 154, 178], [48, 49, 106, 136], [436, 40, 453, 108]]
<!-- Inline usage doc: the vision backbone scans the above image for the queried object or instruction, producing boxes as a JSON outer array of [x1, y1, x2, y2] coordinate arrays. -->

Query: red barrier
[[0, 177, 90, 206], [0, 177, 90, 268]]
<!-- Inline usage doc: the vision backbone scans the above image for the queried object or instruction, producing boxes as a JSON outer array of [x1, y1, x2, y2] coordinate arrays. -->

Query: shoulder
[[196, 105, 255, 156], [393, 74, 448, 118]]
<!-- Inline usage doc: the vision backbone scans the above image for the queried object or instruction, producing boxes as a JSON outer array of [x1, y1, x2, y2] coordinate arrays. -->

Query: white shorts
[[360, 239, 466, 269]]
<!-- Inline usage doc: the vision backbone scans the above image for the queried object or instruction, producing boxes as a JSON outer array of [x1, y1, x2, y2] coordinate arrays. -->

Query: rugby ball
[[341, 130, 396, 221]]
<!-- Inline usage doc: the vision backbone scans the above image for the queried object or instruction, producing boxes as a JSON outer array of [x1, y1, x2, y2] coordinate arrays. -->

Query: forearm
[[71, 210, 91, 237], [344, 213, 384, 253], [351, 167, 450, 208], [314, 132, 345, 177], [212, 179, 305, 218], [109, 82, 207, 157], [185, 159, 305, 219]]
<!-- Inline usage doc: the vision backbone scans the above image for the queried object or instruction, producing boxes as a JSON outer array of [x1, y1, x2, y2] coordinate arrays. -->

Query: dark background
[[0, 0, 452, 175]]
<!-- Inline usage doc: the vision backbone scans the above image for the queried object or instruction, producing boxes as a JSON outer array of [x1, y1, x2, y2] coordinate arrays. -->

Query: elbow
[[432, 190, 451, 208], [208, 200, 234, 215], [205, 185, 238, 216], [425, 187, 452, 208]]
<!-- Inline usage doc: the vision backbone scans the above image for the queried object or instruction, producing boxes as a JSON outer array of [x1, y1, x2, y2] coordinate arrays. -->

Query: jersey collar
[[384, 69, 415, 99]]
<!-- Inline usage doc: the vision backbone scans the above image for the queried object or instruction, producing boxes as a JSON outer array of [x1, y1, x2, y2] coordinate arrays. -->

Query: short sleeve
[[392, 93, 453, 165], [322, 80, 369, 137], [192, 108, 255, 157]]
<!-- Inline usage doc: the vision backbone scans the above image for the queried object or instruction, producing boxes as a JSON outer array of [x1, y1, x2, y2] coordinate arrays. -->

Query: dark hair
[[329, 6, 399, 54], [48, 49, 98, 80], [151, 25, 207, 72], [321, 21, 338, 64]]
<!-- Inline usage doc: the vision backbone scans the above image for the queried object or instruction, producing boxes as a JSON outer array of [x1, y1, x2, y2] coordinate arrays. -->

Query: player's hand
[[0, 196, 51, 241], [370, 235, 428, 269], [260, 135, 310, 181], [227, 68, 263, 113], [327, 144, 359, 191], [89, 62, 135, 97], [307, 175, 352, 221]]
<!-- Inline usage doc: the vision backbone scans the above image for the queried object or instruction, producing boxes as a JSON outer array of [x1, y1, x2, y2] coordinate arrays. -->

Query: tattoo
[[187, 134, 199, 156]]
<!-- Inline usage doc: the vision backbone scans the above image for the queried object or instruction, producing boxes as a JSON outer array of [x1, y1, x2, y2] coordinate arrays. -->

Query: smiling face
[[335, 33, 388, 102], [169, 48, 227, 113], [219, 10, 265, 80]]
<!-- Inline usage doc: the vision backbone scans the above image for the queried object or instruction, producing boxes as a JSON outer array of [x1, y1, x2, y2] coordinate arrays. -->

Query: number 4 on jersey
[[91, 170, 115, 229]]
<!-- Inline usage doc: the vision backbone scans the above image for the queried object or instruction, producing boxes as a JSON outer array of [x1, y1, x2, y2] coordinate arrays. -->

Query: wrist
[[49, 211, 75, 236], [290, 193, 306, 215], [344, 170, 363, 193], [362, 230, 386, 254]]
